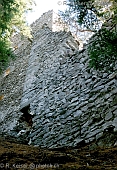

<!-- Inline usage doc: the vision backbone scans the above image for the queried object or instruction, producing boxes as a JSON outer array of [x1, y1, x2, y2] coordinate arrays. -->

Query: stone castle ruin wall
[[0, 10, 117, 147]]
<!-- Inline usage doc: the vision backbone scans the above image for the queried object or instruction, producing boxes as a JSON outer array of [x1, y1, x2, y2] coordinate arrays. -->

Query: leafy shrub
[[0, 39, 15, 73]]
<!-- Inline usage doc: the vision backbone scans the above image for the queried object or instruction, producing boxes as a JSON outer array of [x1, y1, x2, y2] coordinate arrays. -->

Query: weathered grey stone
[[73, 131, 80, 138], [71, 96, 79, 103], [102, 121, 113, 131], [85, 136, 95, 144], [81, 106, 88, 112], [71, 127, 80, 134], [113, 117, 117, 130], [66, 116, 73, 121], [85, 129, 102, 139], [96, 132, 103, 140], [113, 109, 117, 116], [73, 138, 84, 146], [105, 112, 113, 121], [73, 110, 82, 118]]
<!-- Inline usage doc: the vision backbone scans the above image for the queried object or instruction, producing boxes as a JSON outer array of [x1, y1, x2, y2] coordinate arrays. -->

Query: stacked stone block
[[20, 25, 117, 148]]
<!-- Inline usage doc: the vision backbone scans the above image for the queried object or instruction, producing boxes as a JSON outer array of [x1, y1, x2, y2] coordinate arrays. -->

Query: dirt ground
[[0, 137, 117, 170]]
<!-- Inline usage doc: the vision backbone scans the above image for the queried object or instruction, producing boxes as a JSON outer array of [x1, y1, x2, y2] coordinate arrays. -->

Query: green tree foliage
[[0, 38, 14, 73], [0, 0, 34, 73], [60, 0, 99, 31], [60, 0, 117, 71], [88, 28, 117, 72]]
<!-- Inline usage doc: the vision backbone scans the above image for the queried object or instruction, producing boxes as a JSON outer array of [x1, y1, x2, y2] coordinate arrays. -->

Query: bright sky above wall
[[26, 0, 95, 43], [26, 0, 67, 24]]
